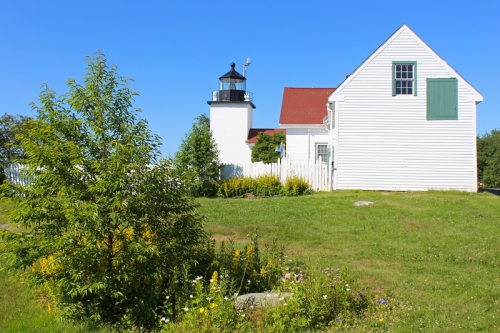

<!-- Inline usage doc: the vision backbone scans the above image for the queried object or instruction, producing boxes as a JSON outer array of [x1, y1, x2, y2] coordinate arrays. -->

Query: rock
[[354, 201, 374, 206], [244, 193, 257, 199], [235, 292, 293, 311]]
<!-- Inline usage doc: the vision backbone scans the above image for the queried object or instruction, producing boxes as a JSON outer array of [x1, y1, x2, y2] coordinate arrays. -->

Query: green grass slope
[[199, 190, 500, 332]]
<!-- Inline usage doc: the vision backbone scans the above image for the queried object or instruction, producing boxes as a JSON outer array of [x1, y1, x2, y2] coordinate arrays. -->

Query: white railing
[[221, 157, 331, 191]]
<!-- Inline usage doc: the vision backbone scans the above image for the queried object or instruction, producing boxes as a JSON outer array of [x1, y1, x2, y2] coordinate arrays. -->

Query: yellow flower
[[199, 307, 205, 314], [379, 318, 384, 323], [210, 302, 218, 309]]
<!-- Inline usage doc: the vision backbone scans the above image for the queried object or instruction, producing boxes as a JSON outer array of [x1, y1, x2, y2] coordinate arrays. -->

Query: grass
[[198, 190, 500, 332], [2, 191, 499, 332]]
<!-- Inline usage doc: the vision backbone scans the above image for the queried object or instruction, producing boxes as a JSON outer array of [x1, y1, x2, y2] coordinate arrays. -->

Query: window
[[427, 78, 458, 120], [392, 61, 417, 96], [316, 144, 328, 163]]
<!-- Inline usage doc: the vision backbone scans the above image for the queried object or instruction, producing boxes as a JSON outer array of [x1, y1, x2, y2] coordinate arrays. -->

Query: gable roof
[[329, 24, 483, 102], [279, 87, 336, 125], [246, 128, 286, 144]]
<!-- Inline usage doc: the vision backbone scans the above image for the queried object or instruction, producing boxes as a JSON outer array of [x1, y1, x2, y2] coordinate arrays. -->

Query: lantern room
[[218, 62, 247, 102]]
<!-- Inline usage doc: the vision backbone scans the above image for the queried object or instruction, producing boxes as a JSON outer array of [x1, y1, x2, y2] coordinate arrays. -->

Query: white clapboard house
[[210, 24, 483, 191]]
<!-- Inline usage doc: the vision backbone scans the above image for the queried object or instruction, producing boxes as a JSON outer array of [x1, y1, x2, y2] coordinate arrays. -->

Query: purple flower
[[337, 317, 342, 322], [379, 298, 387, 304], [285, 273, 291, 279]]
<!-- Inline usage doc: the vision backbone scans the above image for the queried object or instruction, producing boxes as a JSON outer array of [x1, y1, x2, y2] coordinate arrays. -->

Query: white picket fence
[[5, 164, 30, 185], [221, 157, 331, 191]]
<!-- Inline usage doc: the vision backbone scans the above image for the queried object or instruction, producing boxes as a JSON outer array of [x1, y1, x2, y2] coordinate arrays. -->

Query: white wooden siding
[[332, 27, 479, 192], [283, 127, 329, 160]]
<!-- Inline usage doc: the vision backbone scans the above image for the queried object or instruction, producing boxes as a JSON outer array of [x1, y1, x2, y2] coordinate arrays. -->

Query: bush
[[218, 175, 282, 198], [281, 176, 311, 196]]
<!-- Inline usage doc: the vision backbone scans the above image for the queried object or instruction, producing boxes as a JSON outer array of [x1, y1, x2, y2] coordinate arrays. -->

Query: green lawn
[[2, 191, 500, 332], [198, 190, 500, 332]]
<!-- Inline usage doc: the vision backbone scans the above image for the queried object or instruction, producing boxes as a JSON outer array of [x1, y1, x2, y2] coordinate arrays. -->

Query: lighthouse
[[208, 62, 256, 166]]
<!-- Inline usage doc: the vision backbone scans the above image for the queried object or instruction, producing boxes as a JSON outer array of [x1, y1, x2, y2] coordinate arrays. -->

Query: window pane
[[402, 88, 407, 94], [408, 65, 413, 72], [396, 65, 401, 71], [402, 81, 407, 87], [408, 88, 412, 94], [396, 88, 401, 94], [396, 81, 401, 87], [396, 72, 401, 78], [408, 81, 413, 87], [402, 72, 407, 79], [408, 72, 413, 79], [402, 65, 407, 71]]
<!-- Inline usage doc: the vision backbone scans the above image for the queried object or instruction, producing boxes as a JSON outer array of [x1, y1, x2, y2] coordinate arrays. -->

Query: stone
[[354, 201, 374, 206], [244, 193, 257, 199], [235, 292, 293, 311]]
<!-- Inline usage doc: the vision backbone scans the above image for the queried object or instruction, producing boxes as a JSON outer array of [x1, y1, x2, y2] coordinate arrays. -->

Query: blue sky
[[1, 0, 498, 157]]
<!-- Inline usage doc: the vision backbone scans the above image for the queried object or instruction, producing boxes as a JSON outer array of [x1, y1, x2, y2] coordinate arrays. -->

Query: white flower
[[206, 297, 211, 301], [283, 302, 288, 306], [189, 295, 193, 299], [184, 307, 189, 312], [346, 288, 351, 291], [323, 294, 327, 300], [247, 279, 251, 284], [241, 314, 246, 317], [166, 296, 170, 300], [250, 305, 254, 309], [224, 296, 229, 301]]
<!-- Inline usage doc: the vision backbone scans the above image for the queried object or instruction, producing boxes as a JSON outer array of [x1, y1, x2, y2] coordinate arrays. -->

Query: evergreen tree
[[174, 114, 221, 197]]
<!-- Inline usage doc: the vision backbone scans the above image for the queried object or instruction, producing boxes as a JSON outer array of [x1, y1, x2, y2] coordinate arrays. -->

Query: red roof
[[246, 128, 286, 144], [279, 87, 336, 125]]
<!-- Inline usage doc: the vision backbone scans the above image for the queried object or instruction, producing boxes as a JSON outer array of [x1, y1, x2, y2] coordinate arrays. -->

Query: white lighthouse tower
[[208, 62, 255, 167]]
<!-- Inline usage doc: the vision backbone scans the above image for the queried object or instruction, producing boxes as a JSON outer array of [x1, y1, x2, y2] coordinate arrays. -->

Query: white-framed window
[[393, 61, 417, 96], [315, 143, 328, 163]]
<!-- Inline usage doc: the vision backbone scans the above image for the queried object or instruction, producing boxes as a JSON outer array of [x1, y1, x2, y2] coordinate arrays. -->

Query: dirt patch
[[402, 220, 425, 230], [0, 224, 10, 230]]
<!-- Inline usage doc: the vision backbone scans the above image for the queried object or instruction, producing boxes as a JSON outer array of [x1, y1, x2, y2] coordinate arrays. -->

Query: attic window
[[392, 61, 417, 96]]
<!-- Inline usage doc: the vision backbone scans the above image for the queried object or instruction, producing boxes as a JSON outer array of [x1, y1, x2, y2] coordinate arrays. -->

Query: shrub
[[218, 175, 282, 198], [281, 176, 311, 196]]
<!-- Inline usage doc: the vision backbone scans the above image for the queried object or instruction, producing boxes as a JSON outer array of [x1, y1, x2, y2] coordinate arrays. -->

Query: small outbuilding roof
[[246, 128, 286, 144], [279, 87, 336, 125]]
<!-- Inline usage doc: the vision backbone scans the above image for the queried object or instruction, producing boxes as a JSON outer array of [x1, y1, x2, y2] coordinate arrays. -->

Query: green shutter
[[427, 78, 458, 120]]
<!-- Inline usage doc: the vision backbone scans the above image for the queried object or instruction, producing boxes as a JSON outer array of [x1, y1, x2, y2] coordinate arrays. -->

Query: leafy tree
[[251, 131, 286, 164], [0, 113, 31, 183], [5, 52, 206, 328], [477, 129, 500, 187], [174, 114, 221, 197]]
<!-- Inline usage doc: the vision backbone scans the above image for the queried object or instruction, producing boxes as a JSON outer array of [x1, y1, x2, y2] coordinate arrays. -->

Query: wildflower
[[241, 313, 246, 317], [189, 295, 193, 299], [224, 296, 229, 301], [184, 307, 189, 312], [283, 302, 288, 306], [199, 308, 205, 314], [323, 294, 327, 300], [346, 288, 351, 291], [247, 279, 251, 284], [206, 297, 211, 301], [379, 318, 384, 323], [210, 302, 218, 309], [166, 295, 170, 300], [161, 317, 169, 323], [337, 317, 342, 322], [284, 273, 291, 279], [250, 305, 254, 309], [379, 298, 388, 305]]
